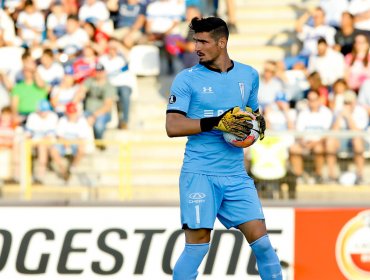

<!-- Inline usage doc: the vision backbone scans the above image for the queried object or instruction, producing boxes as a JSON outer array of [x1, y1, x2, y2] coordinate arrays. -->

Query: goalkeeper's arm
[[166, 107, 254, 138]]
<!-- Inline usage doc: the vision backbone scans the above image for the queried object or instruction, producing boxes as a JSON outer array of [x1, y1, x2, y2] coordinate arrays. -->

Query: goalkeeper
[[166, 17, 281, 280]]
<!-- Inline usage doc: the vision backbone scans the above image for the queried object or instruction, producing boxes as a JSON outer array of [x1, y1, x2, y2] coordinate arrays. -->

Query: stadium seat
[[128, 45, 160, 76]]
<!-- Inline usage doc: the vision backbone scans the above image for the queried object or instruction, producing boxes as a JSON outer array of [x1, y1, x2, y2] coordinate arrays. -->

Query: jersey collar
[[200, 60, 234, 73]]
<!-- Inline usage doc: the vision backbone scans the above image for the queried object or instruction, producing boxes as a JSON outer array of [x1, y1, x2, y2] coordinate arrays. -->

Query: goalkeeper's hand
[[245, 107, 266, 140], [200, 106, 254, 138]]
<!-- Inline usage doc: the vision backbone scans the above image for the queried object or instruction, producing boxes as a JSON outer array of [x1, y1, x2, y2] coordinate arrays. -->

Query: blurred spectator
[[72, 45, 98, 83], [11, 65, 48, 124], [334, 11, 363, 56], [264, 96, 296, 133], [24, 100, 58, 184], [60, 0, 79, 16], [319, 0, 349, 29], [78, 0, 110, 32], [0, 106, 16, 150], [176, 5, 201, 68], [46, 0, 68, 43], [33, 0, 53, 14], [0, 7, 19, 46], [16, 0, 45, 47], [258, 60, 285, 111], [50, 66, 80, 117], [358, 79, 370, 121], [76, 63, 117, 140], [99, 39, 132, 129], [50, 102, 91, 181], [288, 6, 336, 69], [56, 14, 90, 50], [308, 37, 345, 87], [82, 21, 110, 55], [289, 89, 333, 184], [328, 78, 349, 112], [0, 106, 19, 183], [107, 0, 148, 50], [0, 70, 13, 111], [348, 0, 370, 33], [145, 0, 185, 42], [275, 61, 309, 104], [37, 48, 65, 87], [344, 33, 370, 92], [304, 71, 329, 107], [326, 90, 369, 184], [213, 0, 237, 33]]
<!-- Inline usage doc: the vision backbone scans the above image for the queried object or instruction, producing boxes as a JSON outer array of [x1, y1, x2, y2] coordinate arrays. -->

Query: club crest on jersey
[[239, 82, 245, 101], [168, 95, 176, 104], [202, 87, 214, 93]]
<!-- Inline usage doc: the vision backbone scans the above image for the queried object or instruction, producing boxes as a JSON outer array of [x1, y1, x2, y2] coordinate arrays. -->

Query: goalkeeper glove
[[200, 106, 253, 138], [245, 107, 266, 140]]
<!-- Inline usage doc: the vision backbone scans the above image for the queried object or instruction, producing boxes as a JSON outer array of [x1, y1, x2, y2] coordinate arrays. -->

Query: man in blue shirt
[[166, 17, 282, 280]]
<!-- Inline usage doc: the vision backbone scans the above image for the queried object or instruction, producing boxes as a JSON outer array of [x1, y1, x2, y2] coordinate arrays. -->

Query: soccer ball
[[223, 119, 260, 148]]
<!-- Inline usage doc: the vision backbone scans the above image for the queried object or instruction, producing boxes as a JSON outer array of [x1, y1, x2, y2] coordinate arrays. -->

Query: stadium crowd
[[0, 0, 234, 184], [0, 0, 369, 187]]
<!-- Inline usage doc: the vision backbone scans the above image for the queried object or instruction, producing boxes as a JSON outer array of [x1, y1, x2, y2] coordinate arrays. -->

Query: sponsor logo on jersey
[[188, 192, 206, 203], [336, 210, 370, 279]]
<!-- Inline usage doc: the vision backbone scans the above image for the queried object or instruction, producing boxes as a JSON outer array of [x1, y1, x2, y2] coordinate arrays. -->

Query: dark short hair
[[189, 17, 229, 40], [317, 37, 327, 45]]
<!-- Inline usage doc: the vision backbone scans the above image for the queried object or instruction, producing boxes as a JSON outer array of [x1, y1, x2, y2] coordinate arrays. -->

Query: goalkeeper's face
[[194, 32, 223, 65]]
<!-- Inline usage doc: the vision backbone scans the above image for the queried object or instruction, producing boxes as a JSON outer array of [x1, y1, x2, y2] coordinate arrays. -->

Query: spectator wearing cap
[[56, 15, 90, 51], [25, 100, 59, 184], [99, 38, 131, 129], [308, 37, 345, 87], [75, 63, 117, 140], [50, 102, 91, 181], [37, 48, 65, 87], [326, 90, 369, 184], [50, 66, 81, 117]]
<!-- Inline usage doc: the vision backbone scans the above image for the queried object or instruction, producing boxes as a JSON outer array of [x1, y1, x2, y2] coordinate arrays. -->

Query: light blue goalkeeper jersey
[[167, 61, 260, 175]]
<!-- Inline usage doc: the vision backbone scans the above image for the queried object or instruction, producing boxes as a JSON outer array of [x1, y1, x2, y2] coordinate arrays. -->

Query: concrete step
[[229, 33, 295, 47]]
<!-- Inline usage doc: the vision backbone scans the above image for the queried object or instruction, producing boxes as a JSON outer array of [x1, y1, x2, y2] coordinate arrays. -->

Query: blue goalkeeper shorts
[[179, 172, 265, 229]]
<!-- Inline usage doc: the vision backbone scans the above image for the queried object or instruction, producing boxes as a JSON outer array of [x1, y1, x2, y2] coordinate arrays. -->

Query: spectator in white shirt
[[348, 0, 370, 32], [50, 102, 91, 181], [50, 66, 80, 117], [326, 90, 369, 184], [289, 89, 333, 183], [16, 0, 45, 47], [25, 100, 58, 184], [46, 0, 68, 42], [308, 37, 345, 87], [78, 0, 110, 27], [37, 48, 65, 87], [56, 15, 90, 50], [99, 39, 132, 129]]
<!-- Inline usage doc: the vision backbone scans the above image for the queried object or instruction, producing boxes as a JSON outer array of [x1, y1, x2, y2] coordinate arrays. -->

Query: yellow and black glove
[[246, 107, 265, 140], [200, 106, 253, 139]]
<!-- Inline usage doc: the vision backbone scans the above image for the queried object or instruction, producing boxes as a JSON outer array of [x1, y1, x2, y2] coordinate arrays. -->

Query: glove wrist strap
[[200, 117, 219, 132]]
